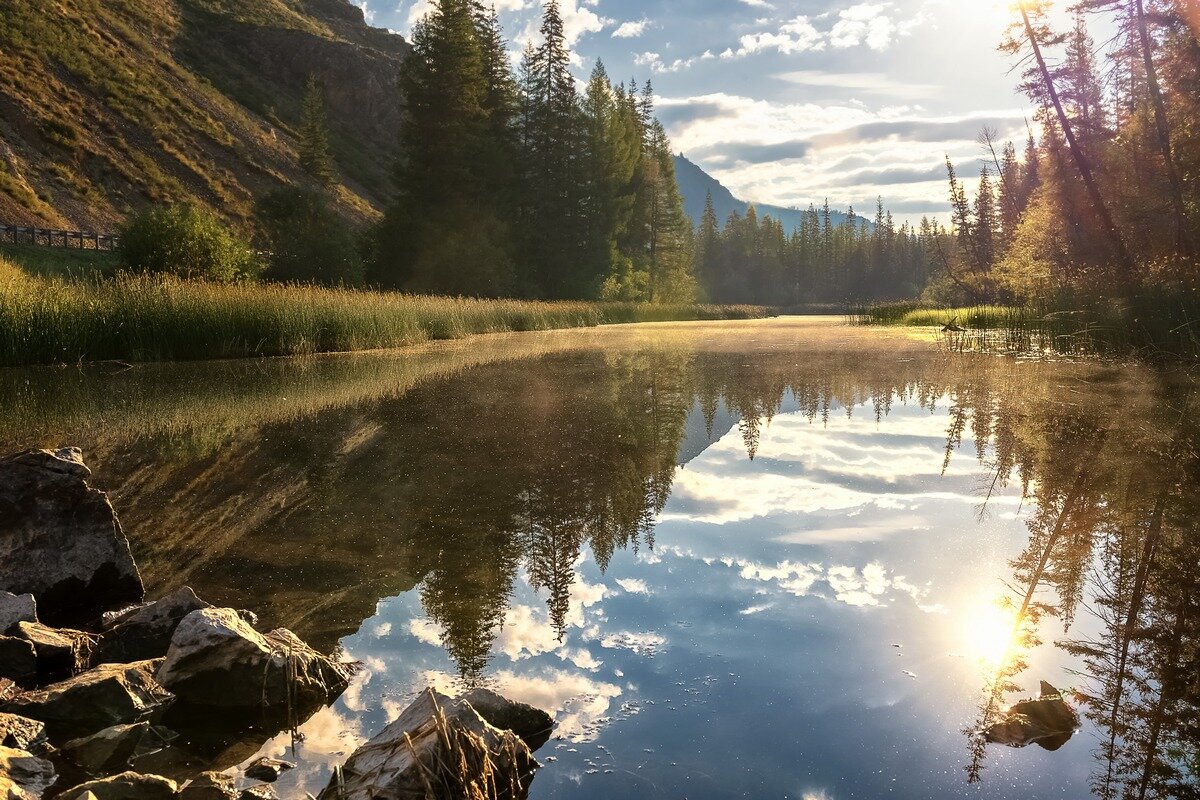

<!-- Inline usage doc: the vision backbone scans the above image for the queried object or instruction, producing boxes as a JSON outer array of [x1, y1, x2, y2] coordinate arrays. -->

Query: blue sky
[[355, 0, 1050, 222]]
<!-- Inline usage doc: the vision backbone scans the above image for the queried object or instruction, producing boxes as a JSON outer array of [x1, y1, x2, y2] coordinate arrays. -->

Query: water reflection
[[0, 320, 1196, 798]]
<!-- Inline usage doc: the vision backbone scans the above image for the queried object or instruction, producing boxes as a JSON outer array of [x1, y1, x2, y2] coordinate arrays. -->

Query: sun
[[962, 601, 1020, 667]]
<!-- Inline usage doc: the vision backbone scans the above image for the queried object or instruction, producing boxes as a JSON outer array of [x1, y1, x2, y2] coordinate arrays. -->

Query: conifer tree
[[299, 74, 335, 187]]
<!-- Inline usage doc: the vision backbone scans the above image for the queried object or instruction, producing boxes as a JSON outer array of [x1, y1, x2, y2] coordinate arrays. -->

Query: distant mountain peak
[[673, 154, 867, 233]]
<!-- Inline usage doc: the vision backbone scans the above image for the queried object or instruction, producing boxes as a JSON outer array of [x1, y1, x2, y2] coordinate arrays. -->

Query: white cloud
[[616, 577, 650, 594], [613, 18, 650, 38]]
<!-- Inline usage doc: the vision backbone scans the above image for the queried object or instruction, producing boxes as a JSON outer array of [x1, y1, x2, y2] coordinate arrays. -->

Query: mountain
[[0, 0, 408, 230], [674, 154, 866, 233]]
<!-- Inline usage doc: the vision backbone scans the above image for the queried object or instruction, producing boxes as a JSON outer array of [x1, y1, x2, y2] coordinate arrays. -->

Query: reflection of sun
[[963, 602, 1019, 666]]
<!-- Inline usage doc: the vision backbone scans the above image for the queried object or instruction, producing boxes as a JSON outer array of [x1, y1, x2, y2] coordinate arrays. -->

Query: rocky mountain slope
[[0, 0, 407, 230]]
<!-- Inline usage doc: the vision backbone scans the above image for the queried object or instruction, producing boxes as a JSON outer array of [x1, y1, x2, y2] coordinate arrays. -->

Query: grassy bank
[[857, 295, 1200, 359], [0, 261, 769, 366]]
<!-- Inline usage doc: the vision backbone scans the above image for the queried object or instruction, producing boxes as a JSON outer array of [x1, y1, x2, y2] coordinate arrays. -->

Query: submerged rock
[[59, 771, 178, 800], [238, 785, 276, 800], [0, 593, 37, 634], [156, 609, 350, 711], [178, 771, 238, 800], [985, 681, 1080, 751], [242, 757, 293, 783], [97, 589, 212, 665], [63, 722, 152, 776], [317, 689, 537, 800], [0, 448, 143, 625], [0, 636, 37, 686], [459, 688, 554, 751], [0, 744, 56, 799], [0, 661, 172, 740]]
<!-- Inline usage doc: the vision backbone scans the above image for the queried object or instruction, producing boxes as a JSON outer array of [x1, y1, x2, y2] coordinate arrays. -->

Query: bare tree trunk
[[1018, 1, 1138, 290], [1134, 0, 1193, 256]]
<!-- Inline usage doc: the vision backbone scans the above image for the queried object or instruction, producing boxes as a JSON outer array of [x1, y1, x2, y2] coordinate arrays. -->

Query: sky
[[354, 0, 1050, 223]]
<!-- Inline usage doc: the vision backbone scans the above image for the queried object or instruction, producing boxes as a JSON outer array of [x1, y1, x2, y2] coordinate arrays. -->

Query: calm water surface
[[2, 318, 1196, 799]]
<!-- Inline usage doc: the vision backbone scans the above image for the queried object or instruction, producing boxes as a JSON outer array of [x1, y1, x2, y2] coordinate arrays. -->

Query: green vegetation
[[0, 243, 118, 279], [119, 206, 261, 283], [0, 265, 767, 367]]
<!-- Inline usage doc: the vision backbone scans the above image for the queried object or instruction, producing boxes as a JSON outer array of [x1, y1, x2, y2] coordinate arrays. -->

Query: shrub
[[119, 205, 260, 283]]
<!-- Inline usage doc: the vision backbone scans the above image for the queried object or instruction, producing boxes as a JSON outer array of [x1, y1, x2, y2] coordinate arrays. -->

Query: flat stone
[[460, 688, 555, 750], [0, 713, 48, 754], [0, 661, 172, 740], [179, 771, 237, 800], [157, 609, 350, 710], [63, 721, 151, 776], [0, 593, 36, 635], [0, 448, 144, 625], [0, 745, 56, 799], [0, 636, 36, 686], [242, 756, 293, 783], [58, 771, 178, 800], [96, 588, 212, 665]]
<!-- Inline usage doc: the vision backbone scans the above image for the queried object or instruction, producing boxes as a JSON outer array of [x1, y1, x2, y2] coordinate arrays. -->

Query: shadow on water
[[0, 320, 1197, 798]]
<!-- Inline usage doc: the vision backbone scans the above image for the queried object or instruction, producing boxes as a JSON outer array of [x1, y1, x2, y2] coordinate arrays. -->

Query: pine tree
[[299, 74, 335, 187]]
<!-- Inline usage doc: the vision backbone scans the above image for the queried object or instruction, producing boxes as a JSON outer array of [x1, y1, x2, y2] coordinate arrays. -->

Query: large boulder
[[156, 610, 350, 711], [0, 661, 172, 740], [241, 758, 292, 784], [0, 745, 56, 799], [0, 637, 36, 686], [985, 681, 1080, 751], [459, 689, 554, 751], [0, 449, 143, 625], [96, 589, 212, 665], [63, 722, 151, 776], [0, 593, 36, 635], [58, 771, 177, 800], [0, 714, 48, 754], [317, 689, 537, 800]]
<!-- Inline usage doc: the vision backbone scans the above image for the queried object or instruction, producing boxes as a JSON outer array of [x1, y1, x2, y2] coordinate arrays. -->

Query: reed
[[0, 268, 769, 367]]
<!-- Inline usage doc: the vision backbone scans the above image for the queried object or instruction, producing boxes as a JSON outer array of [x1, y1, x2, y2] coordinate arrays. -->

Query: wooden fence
[[1, 224, 120, 251]]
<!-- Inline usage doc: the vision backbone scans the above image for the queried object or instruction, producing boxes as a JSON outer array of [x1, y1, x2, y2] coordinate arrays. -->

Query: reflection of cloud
[[616, 578, 650, 594], [598, 631, 666, 657], [407, 617, 441, 647]]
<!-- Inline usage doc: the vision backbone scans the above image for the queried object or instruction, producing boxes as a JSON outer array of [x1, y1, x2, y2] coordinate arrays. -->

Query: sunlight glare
[[963, 601, 1019, 666]]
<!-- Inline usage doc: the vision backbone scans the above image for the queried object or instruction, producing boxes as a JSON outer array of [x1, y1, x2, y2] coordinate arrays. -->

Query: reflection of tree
[[950, 378, 1200, 798]]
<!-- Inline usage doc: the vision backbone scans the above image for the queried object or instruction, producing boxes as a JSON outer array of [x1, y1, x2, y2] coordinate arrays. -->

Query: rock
[[985, 681, 1080, 751], [0, 637, 36, 686], [0, 448, 144, 625], [0, 593, 36, 635], [0, 679, 17, 703], [63, 722, 151, 776], [178, 772, 237, 800], [238, 786, 276, 800], [10, 621, 91, 680], [0, 713, 48, 754], [156, 610, 350, 711], [96, 589, 212, 665], [58, 771, 178, 800], [0, 745, 56, 799], [459, 688, 555, 751], [317, 689, 537, 800], [242, 757, 293, 783], [0, 661, 172, 740]]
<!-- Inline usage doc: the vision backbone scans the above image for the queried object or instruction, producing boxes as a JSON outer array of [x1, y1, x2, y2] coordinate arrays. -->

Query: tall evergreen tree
[[299, 74, 335, 187]]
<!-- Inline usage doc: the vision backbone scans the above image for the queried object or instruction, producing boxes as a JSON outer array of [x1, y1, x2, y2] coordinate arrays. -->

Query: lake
[[2, 318, 1196, 799]]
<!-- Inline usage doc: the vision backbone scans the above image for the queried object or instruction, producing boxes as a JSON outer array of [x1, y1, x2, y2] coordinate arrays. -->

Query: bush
[[119, 205, 260, 283], [255, 188, 364, 286]]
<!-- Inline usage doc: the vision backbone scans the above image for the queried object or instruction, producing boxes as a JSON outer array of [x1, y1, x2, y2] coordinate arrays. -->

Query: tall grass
[[856, 294, 1200, 359], [0, 268, 769, 367]]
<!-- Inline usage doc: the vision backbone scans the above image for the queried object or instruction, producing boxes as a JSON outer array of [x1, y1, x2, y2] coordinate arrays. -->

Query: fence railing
[[1, 224, 120, 251]]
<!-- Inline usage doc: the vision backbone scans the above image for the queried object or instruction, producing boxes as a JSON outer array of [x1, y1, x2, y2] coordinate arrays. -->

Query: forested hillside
[[0, 0, 407, 229]]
